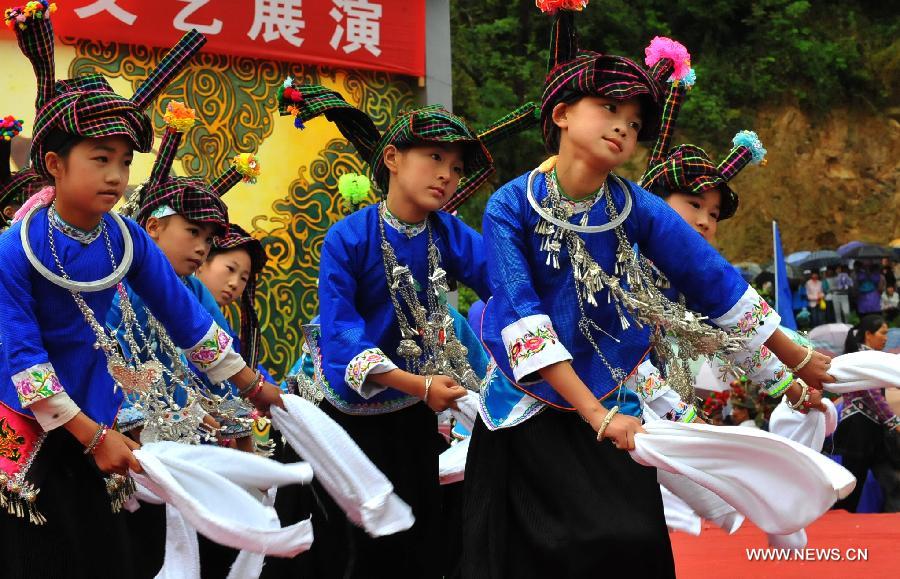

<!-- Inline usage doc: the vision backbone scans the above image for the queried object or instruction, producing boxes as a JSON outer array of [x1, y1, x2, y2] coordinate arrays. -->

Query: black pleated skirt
[[310, 400, 445, 578], [461, 410, 674, 579], [0, 430, 137, 579]]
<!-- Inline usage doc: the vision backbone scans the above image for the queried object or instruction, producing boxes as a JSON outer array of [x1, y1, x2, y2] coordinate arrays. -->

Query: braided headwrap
[[212, 224, 267, 368], [278, 79, 537, 208], [126, 102, 259, 233], [13, 13, 207, 178], [538, 3, 692, 150]]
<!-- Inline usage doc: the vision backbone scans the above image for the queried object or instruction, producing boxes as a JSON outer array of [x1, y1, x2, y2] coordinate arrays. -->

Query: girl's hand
[[92, 429, 143, 476], [596, 413, 645, 451], [425, 375, 467, 412], [795, 350, 835, 391], [247, 382, 285, 416], [785, 381, 826, 414]]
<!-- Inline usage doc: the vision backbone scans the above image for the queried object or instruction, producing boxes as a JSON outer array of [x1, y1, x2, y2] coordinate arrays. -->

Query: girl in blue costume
[[0, 10, 282, 578], [276, 80, 536, 577], [462, 3, 828, 577]]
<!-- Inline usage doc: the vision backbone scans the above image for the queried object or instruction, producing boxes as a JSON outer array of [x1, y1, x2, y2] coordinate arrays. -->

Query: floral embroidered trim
[[0, 417, 27, 462], [345, 348, 393, 394], [186, 326, 233, 369], [735, 297, 773, 339], [508, 323, 560, 370], [382, 205, 426, 238], [663, 400, 696, 423], [12, 363, 64, 407], [477, 360, 547, 430]]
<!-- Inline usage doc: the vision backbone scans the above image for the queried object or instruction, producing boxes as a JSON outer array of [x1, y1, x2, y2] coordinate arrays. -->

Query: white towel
[[660, 484, 702, 536], [657, 470, 744, 534], [769, 398, 838, 450], [451, 393, 479, 434], [271, 394, 415, 537], [439, 438, 469, 485], [630, 421, 855, 535], [132, 442, 314, 557], [826, 350, 900, 393]]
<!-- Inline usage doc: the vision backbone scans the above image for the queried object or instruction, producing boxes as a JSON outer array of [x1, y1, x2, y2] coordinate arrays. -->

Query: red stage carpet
[[670, 511, 900, 578]]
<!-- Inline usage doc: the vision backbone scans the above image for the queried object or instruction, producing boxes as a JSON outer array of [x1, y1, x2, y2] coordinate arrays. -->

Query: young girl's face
[[46, 135, 133, 217], [146, 214, 218, 277], [385, 143, 464, 214], [554, 96, 642, 169], [197, 248, 252, 306], [665, 189, 721, 243]]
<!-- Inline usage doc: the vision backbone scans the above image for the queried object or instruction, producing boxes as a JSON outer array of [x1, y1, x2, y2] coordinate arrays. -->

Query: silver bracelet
[[790, 345, 813, 374], [424, 375, 433, 403], [789, 378, 810, 410], [596, 406, 620, 442]]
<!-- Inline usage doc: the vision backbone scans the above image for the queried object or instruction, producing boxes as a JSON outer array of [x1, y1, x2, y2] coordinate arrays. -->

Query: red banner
[[52, 0, 426, 77]]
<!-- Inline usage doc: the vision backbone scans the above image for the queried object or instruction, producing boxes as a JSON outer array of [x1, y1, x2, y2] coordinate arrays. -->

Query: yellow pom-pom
[[163, 101, 196, 132], [538, 155, 558, 173], [232, 153, 261, 183]]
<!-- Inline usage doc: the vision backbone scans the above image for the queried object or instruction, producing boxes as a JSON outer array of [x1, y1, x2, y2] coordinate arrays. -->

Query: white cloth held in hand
[[769, 397, 838, 451], [132, 442, 314, 557], [657, 469, 744, 534], [439, 438, 469, 485], [629, 420, 855, 535], [660, 484, 702, 536], [826, 350, 900, 394], [271, 394, 415, 537]]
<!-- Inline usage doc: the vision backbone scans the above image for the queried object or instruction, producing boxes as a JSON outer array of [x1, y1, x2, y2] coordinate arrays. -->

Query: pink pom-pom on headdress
[[12, 185, 55, 223], [536, 0, 588, 14], [645, 36, 692, 81]]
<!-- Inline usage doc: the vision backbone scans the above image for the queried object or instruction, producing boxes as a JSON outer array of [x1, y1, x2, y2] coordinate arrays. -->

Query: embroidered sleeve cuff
[[29, 391, 81, 431], [886, 415, 900, 429], [712, 287, 781, 350], [12, 362, 66, 408], [501, 315, 572, 383], [345, 348, 398, 399], [185, 324, 245, 384]]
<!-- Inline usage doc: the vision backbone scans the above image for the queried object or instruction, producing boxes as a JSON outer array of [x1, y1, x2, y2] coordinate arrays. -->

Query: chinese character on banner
[[329, 0, 382, 57], [174, 0, 222, 35], [74, 0, 137, 25], [248, 0, 305, 48]]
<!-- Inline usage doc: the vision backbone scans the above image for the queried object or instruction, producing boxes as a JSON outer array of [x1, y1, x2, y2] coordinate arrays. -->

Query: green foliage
[[449, 0, 898, 229]]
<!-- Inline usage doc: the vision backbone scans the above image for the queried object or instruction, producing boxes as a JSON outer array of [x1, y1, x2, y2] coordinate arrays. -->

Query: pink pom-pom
[[12, 185, 56, 223], [644, 36, 692, 81], [536, 0, 588, 14]]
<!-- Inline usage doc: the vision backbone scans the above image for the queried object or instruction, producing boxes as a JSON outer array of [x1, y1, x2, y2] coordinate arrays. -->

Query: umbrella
[[841, 244, 892, 260], [889, 239, 900, 248], [786, 251, 811, 265], [837, 241, 866, 256], [885, 328, 900, 352], [796, 250, 842, 271], [808, 323, 852, 356], [763, 261, 805, 282]]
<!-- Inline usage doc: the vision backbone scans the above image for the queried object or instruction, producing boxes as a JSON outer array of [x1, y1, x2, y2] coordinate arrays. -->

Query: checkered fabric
[[644, 81, 688, 171], [717, 146, 754, 183], [146, 128, 183, 191], [28, 29, 206, 178], [278, 82, 381, 162], [1, 167, 45, 209], [134, 176, 229, 233], [541, 10, 671, 147], [442, 102, 541, 213], [30, 75, 154, 177], [369, 105, 492, 196], [641, 144, 739, 221], [131, 30, 206, 111], [7, 4, 55, 111], [213, 223, 266, 368], [209, 167, 243, 199]]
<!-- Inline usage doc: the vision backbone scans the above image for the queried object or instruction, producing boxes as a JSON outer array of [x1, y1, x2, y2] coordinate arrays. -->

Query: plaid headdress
[[640, 131, 767, 221], [6, 5, 207, 178], [538, 1, 692, 149], [278, 79, 538, 207], [212, 223, 267, 368], [1, 116, 44, 212], [127, 102, 260, 233]]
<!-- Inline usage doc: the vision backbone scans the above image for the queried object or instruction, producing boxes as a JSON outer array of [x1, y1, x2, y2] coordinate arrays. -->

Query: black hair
[[41, 128, 86, 185], [844, 314, 886, 353], [545, 91, 585, 154]]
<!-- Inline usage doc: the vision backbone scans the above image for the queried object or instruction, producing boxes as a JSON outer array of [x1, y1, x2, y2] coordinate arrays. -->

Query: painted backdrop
[[0, 35, 416, 379]]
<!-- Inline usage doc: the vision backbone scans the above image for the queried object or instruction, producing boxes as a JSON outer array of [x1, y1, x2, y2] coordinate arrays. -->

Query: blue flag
[[773, 221, 797, 330]]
